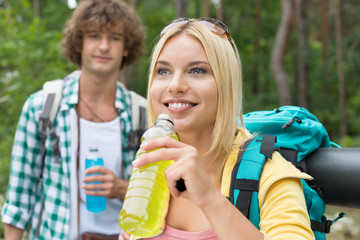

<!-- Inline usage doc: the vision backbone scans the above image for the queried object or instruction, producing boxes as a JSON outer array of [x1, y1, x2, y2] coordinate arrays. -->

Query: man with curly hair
[[2, 0, 145, 239]]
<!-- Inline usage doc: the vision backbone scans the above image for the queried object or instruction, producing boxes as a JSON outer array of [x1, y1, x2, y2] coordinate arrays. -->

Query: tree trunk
[[195, 0, 200, 18], [175, 0, 187, 18], [271, 0, 293, 106], [321, 0, 330, 95], [130, 0, 137, 7], [252, 0, 261, 95], [34, 0, 40, 18], [216, 0, 223, 21], [334, 0, 348, 136], [295, 0, 309, 109], [204, 0, 211, 17]]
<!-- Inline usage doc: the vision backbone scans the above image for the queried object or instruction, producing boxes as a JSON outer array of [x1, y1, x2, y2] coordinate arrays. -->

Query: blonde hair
[[147, 20, 250, 181]]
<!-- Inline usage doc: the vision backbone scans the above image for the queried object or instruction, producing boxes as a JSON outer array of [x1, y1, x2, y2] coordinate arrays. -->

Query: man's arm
[[4, 223, 24, 240]]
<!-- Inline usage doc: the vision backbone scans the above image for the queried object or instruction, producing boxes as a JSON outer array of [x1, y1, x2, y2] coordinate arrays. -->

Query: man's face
[[80, 24, 128, 76]]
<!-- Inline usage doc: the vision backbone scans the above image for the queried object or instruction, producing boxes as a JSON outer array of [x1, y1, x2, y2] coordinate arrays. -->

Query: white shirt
[[69, 111, 122, 239]]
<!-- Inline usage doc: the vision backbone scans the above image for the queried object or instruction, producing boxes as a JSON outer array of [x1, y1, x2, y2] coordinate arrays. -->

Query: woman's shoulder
[[261, 151, 312, 183], [258, 151, 312, 205]]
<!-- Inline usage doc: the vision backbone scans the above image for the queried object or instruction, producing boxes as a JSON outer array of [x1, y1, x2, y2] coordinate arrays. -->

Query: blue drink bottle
[[85, 146, 106, 212]]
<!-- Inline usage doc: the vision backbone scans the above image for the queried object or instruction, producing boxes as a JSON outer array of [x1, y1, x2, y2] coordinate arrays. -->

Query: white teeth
[[168, 103, 192, 108]]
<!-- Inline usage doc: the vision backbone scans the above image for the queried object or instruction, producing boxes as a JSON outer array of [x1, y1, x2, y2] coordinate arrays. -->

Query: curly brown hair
[[61, 0, 145, 70]]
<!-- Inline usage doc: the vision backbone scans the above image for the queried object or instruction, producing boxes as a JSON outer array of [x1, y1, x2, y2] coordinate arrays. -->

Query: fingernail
[[140, 142, 148, 148], [132, 158, 140, 167]]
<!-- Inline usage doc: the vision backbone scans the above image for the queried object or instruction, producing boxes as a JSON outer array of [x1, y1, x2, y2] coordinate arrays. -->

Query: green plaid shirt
[[1, 74, 137, 239]]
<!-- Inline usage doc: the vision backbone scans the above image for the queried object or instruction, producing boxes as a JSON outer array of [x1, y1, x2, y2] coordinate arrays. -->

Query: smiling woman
[[119, 18, 316, 240], [118, 18, 309, 240]]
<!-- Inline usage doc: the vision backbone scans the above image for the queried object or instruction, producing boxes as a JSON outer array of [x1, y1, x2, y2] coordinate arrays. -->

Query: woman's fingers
[[132, 136, 191, 168], [130, 136, 217, 209], [140, 135, 184, 151]]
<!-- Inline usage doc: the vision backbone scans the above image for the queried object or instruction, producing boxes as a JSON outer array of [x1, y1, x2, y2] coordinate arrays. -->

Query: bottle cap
[[89, 146, 99, 151], [156, 113, 174, 125]]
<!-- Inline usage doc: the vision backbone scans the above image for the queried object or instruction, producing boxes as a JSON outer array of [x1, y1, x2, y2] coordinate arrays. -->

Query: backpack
[[229, 105, 344, 240], [36, 71, 147, 237]]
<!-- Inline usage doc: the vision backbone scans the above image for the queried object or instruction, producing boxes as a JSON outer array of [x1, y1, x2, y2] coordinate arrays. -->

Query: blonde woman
[[120, 18, 314, 240]]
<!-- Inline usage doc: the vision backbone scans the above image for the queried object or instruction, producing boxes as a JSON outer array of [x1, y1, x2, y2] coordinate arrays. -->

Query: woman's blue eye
[[190, 68, 206, 74], [158, 68, 170, 75]]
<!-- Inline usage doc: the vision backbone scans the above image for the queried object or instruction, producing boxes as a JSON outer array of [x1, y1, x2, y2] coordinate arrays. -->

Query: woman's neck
[[177, 130, 219, 173]]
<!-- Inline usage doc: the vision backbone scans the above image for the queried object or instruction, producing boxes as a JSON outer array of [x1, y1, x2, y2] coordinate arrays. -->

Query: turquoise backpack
[[232, 106, 344, 240]]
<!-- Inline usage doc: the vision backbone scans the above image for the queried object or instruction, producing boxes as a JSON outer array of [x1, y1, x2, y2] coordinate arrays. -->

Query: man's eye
[[111, 36, 122, 41]]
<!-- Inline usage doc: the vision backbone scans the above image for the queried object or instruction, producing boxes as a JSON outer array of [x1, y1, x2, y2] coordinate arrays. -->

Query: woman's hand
[[132, 136, 218, 210], [119, 231, 138, 240]]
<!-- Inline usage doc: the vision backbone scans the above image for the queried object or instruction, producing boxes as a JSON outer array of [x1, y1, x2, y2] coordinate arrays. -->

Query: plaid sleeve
[[116, 83, 136, 180], [1, 92, 43, 230]]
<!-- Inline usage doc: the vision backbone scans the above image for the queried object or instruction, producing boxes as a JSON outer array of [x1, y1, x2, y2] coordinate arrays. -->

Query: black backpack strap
[[127, 91, 147, 149], [311, 220, 331, 234], [233, 179, 259, 218], [229, 139, 253, 218], [229, 136, 275, 226], [279, 147, 309, 172], [138, 105, 147, 130], [311, 212, 346, 234], [260, 135, 276, 159]]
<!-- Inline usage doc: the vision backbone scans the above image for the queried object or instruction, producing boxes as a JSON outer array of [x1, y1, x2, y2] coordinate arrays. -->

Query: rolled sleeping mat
[[305, 147, 360, 208]]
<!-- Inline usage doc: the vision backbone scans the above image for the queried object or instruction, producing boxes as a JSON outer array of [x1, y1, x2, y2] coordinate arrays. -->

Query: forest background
[[0, 0, 359, 239]]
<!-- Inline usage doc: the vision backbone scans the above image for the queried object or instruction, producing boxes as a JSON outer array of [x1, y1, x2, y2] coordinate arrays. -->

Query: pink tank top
[[147, 225, 218, 240]]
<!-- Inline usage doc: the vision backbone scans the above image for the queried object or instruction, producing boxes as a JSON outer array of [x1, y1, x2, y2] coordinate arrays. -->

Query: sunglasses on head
[[160, 18, 235, 50]]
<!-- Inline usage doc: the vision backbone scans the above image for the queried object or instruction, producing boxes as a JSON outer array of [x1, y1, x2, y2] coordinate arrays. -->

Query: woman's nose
[[167, 72, 189, 93]]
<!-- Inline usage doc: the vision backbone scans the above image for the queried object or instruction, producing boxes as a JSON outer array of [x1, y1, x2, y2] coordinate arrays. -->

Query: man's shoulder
[[24, 71, 79, 114], [23, 88, 46, 111]]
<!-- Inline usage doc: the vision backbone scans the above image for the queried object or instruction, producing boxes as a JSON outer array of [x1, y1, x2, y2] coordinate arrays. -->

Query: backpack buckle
[[324, 220, 332, 233]]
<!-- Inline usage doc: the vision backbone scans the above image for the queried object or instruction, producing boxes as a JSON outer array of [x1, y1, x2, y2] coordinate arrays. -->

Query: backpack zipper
[[282, 117, 302, 129]]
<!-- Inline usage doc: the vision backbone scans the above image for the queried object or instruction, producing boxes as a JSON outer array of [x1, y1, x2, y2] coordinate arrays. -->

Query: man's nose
[[99, 36, 110, 51]]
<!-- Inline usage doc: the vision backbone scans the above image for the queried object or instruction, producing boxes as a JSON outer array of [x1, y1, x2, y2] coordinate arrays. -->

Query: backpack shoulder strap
[[41, 79, 64, 125], [229, 135, 276, 229], [39, 79, 64, 163], [126, 91, 147, 148], [129, 90, 147, 131], [35, 78, 64, 237]]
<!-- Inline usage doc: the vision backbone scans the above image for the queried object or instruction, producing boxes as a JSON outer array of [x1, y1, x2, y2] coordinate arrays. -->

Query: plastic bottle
[[119, 114, 178, 238], [85, 146, 106, 212]]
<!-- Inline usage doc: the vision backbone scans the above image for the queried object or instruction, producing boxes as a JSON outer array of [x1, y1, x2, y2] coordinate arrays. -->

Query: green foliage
[[127, 0, 175, 96], [339, 136, 360, 148], [0, 1, 74, 195]]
